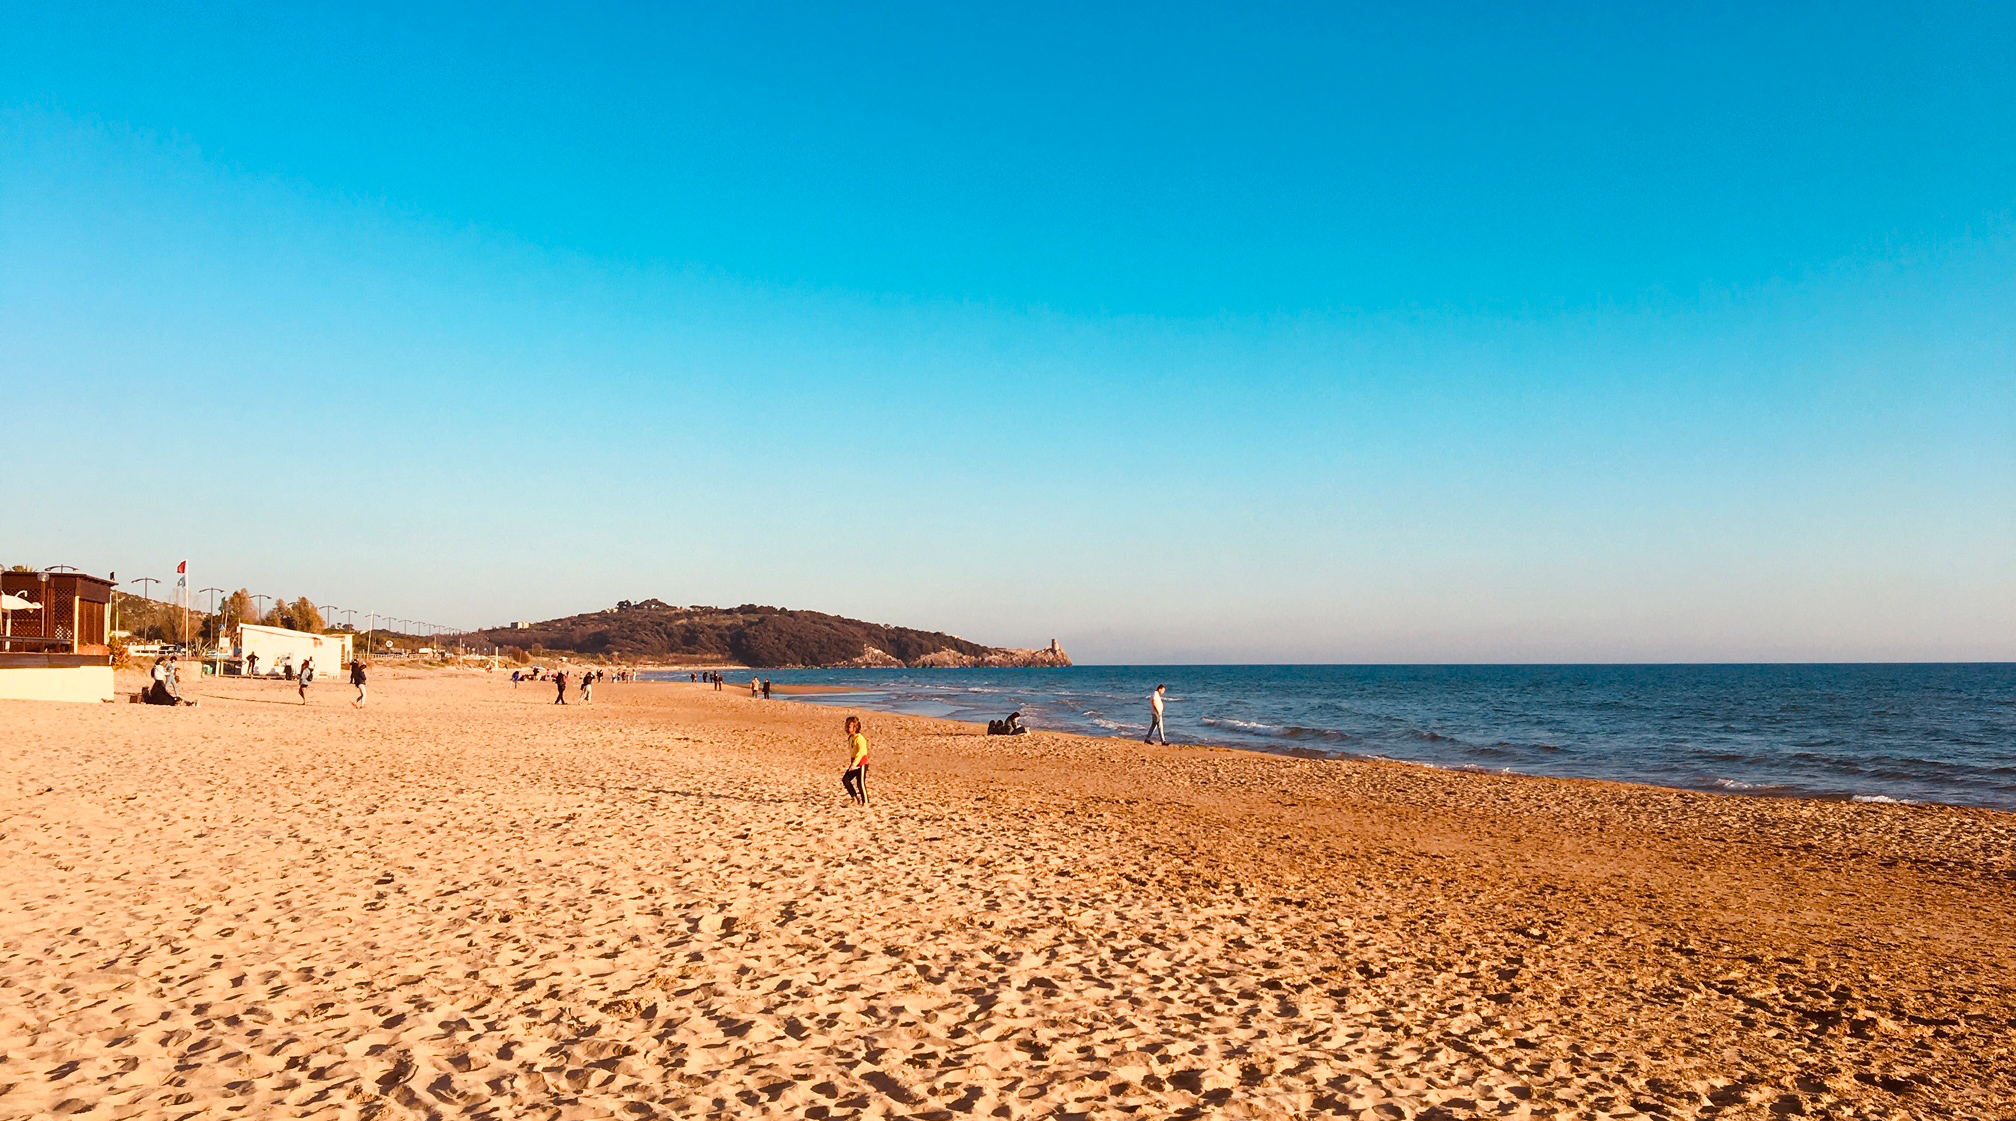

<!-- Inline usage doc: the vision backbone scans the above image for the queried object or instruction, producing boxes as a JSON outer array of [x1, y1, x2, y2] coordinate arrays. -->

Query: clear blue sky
[[4, 2, 2011, 661]]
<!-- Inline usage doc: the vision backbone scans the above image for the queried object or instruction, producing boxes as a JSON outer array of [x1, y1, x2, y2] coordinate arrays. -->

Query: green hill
[[468, 600, 1070, 669]]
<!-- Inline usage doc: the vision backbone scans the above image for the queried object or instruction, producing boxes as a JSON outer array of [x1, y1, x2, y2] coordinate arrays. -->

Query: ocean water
[[641, 664, 2016, 812]]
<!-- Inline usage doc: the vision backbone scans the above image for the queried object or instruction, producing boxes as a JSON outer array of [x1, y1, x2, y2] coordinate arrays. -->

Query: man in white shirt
[[1143, 684, 1169, 745]]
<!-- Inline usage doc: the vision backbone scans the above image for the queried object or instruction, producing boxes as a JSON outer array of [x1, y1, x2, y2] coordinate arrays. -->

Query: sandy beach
[[3, 671, 2012, 1121]]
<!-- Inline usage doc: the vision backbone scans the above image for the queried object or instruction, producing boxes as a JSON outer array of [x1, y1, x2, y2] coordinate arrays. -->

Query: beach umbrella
[[1, 592, 39, 641]]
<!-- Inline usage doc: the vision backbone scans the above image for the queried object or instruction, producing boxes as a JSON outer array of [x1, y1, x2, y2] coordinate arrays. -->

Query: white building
[[237, 623, 353, 677]]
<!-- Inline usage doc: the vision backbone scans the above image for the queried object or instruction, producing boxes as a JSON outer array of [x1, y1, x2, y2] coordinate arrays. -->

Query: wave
[[1850, 794, 1916, 804], [1200, 717, 1283, 733]]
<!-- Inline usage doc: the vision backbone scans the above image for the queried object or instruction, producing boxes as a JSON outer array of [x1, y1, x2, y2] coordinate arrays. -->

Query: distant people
[[714, 671, 723, 691], [554, 669, 568, 705], [150, 656, 169, 694], [350, 659, 368, 708], [1144, 684, 1169, 745], [580, 672, 593, 704], [988, 711, 1027, 736], [750, 677, 760, 697], [245, 652, 260, 677], [298, 657, 315, 703], [165, 655, 182, 700], [842, 716, 870, 807], [511, 670, 521, 687], [762, 678, 772, 700]]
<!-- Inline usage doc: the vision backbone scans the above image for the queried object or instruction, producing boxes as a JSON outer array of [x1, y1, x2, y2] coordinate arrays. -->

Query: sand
[[2, 670, 2012, 1120]]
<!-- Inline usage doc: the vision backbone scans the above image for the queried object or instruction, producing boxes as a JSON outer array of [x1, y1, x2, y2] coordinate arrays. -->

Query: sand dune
[[2, 670, 2012, 1119]]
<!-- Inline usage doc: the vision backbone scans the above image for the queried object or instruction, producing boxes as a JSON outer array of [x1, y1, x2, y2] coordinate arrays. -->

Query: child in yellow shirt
[[842, 716, 869, 806]]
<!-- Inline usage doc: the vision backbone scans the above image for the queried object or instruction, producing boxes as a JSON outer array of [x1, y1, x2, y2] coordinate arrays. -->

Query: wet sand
[[2, 670, 2012, 1119]]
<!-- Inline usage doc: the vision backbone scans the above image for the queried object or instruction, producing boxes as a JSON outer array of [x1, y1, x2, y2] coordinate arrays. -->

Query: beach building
[[0, 569, 117, 703], [237, 623, 353, 677]]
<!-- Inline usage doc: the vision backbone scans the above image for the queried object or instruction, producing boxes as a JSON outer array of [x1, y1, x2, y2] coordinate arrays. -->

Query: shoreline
[[5, 670, 2012, 1117], [756, 680, 2016, 818]]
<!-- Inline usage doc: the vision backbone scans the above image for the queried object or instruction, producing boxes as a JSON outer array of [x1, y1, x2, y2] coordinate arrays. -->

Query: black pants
[[555, 684, 567, 704], [842, 766, 867, 805]]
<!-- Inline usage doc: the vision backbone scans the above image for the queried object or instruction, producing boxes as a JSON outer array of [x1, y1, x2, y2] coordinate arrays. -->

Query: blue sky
[[3, 2, 2011, 661]]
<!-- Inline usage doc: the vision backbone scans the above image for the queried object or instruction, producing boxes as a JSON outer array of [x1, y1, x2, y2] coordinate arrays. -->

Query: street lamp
[[197, 588, 224, 652], [134, 576, 160, 600]]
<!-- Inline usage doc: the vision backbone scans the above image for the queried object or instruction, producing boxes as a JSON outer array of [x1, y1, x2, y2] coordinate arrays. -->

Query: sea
[[640, 664, 2016, 813]]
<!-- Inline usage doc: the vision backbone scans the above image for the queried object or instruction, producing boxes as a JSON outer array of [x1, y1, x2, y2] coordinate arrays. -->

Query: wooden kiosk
[[0, 569, 117, 702]]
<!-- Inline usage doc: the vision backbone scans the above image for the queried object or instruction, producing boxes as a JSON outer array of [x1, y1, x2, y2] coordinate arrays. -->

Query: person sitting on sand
[[987, 711, 1028, 736], [141, 666, 198, 707], [350, 659, 367, 708], [842, 716, 870, 806]]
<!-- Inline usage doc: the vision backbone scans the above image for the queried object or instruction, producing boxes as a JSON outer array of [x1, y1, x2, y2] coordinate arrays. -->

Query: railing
[[0, 634, 73, 652]]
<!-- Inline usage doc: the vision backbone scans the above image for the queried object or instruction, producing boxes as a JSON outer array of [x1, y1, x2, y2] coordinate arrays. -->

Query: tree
[[222, 588, 253, 629], [291, 597, 325, 634]]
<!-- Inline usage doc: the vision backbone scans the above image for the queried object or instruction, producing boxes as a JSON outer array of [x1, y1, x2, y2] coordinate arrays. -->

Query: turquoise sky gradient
[[4, 3, 2012, 661]]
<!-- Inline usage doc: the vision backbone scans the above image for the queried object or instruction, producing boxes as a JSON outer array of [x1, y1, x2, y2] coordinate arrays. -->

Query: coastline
[[4, 669, 2012, 1117], [732, 663, 2016, 814]]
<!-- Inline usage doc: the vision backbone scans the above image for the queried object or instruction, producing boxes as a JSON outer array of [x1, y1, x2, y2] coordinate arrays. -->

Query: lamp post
[[134, 576, 159, 600], [197, 588, 224, 653], [253, 593, 271, 620]]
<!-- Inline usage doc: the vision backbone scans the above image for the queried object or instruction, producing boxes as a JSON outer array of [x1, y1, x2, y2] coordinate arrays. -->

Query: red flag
[[177, 560, 187, 574]]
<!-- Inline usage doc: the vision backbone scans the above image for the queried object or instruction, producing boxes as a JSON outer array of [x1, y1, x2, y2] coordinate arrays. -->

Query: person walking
[[1143, 684, 1169, 744], [350, 659, 368, 708], [580, 672, 593, 704], [841, 716, 870, 806], [554, 669, 569, 705], [298, 657, 315, 703]]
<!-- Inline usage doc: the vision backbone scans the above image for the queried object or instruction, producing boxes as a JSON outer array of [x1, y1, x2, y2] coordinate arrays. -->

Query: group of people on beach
[[287, 657, 370, 707], [145, 654, 368, 708], [545, 667, 608, 705], [824, 685, 1169, 810]]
